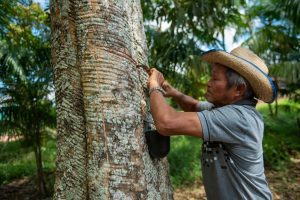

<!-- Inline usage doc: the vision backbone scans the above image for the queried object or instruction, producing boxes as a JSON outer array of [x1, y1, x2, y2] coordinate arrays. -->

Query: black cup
[[145, 130, 170, 158]]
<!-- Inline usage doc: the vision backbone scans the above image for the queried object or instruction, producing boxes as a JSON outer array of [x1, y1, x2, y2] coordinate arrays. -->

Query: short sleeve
[[196, 101, 214, 111], [197, 105, 255, 144]]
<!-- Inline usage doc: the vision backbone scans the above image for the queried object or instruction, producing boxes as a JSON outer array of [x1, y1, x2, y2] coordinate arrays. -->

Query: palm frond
[[270, 61, 300, 84], [0, 45, 28, 84]]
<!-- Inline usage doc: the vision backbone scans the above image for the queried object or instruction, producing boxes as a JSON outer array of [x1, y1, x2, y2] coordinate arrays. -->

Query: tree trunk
[[50, 0, 173, 199], [274, 77, 278, 116], [268, 104, 274, 116], [33, 129, 47, 197]]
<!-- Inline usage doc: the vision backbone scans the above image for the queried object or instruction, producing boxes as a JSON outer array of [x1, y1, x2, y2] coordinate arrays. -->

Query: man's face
[[204, 64, 237, 106]]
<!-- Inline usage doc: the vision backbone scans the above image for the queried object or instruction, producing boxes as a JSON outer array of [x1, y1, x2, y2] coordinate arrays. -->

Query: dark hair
[[226, 68, 255, 100]]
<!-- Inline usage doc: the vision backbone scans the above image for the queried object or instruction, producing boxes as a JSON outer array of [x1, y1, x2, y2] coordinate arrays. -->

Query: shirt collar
[[233, 99, 257, 107]]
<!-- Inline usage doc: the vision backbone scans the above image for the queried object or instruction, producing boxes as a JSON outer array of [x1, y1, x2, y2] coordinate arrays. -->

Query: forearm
[[150, 90, 203, 137], [150, 90, 177, 134], [171, 90, 199, 112]]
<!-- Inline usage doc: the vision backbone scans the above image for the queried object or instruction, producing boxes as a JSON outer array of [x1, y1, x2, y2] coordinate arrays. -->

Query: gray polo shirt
[[197, 100, 272, 200]]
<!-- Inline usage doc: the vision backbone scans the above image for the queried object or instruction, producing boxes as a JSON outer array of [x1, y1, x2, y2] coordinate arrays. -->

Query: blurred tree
[[0, 0, 17, 37], [0, 0, 54, 197], [141, 0, 247, 98], [242, 0, 300, 104]]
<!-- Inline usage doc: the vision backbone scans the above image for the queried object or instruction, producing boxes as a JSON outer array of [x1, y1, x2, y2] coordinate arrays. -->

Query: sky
[[33, 0, 243, 51], [33, 0, 48, 8], [223, 28, 244, 51]]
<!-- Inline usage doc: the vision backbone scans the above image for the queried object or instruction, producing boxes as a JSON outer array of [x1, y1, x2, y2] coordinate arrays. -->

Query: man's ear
[[235, 84, 246, 98]]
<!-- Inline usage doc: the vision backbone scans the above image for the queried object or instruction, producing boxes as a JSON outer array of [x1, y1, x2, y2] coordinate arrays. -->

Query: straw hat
[[201, 47, 277, 103]]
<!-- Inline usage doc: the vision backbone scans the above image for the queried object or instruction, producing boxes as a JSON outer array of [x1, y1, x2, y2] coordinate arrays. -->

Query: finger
[[158, 74, 165, 84], [162, 80, 169, 87], [149, 68, 155, 75], [145, 68, 151, 75], [162, 81, 170, 90]]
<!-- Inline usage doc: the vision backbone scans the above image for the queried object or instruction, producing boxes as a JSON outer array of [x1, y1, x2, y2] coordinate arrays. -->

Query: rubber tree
[[50, 0, 173, 199]]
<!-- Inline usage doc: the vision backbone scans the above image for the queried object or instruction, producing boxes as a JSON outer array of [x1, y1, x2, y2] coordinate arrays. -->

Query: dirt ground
[[0, 158, 299, 200]]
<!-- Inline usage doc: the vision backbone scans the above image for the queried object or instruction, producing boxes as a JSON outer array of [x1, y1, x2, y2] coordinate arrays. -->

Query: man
[[147, 47, 276, 199]]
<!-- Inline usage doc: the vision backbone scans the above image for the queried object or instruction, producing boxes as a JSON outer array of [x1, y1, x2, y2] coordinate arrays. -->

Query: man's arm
[[148, 69, 203, 138], [162, 81, 200, 112], [150, 91, 203, 137]]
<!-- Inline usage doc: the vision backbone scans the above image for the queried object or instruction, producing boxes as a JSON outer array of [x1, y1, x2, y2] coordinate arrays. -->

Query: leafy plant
[[142, 0, 247, 99], [242, 0, 300, 101], [168, 136, 201, 186], [0, 1, 54, 197], [258, 99, 300, 170], [0, 131, 57, 187]]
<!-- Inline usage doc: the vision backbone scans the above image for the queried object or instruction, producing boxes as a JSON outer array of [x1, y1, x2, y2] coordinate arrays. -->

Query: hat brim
[[202, 49, 277, 103]]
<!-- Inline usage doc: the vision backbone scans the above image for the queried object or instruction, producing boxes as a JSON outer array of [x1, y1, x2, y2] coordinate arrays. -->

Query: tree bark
[[50, 0, 173, 199]]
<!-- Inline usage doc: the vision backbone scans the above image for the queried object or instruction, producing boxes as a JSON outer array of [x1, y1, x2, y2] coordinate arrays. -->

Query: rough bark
[[50, 0, 173, 199]]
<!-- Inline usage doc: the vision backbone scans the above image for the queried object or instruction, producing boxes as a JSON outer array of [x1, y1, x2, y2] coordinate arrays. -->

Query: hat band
[[202, 49, 277, 103]]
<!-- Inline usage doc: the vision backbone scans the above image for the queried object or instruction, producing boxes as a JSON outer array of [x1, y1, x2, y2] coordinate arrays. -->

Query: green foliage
[[141, 0, 300, 99], [0, 1, 54, 141], [168, 136, 201, 187], [242, 0, 300, 98], [0, 133, 57, 185], [258, 99, 300, 170], [142, 0, 247, 98], [0, 2, 54, 190], [0, 0, 18, 37], [0, 163, 36, 185]]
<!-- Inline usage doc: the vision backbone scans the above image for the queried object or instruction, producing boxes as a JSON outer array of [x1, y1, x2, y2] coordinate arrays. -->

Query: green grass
[[257, 99, 300, 170], [0, 132, 57, 185], [168, 136, 202, 187]]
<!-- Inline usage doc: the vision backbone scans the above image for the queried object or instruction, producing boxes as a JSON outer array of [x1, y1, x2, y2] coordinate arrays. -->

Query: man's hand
[[162, 81, 180, 98], [148, 68, 165, 89], [147, 69, 203, 138]]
